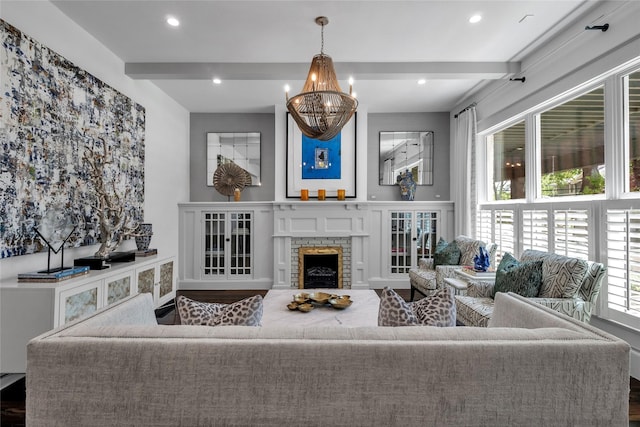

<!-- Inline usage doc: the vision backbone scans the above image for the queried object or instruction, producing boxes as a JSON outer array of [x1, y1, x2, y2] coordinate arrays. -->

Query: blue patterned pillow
[[493, 253, 543, 298], [434, 240, 461, 267]]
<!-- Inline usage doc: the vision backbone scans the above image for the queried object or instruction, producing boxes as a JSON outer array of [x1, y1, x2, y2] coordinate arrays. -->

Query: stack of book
[[18, 265, 90, 283], [460, 266, 495, 277]]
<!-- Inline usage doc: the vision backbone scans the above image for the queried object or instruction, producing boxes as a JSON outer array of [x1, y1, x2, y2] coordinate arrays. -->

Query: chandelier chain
[[320, 22, 324, 54]]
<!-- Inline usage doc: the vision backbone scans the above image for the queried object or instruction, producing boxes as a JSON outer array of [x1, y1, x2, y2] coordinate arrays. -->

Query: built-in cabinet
[[179, 203, 273, 290], [179, 201, 454, 291], [203, 211, 253, 277], [389, 210, 438, 274], [0, 256, 176, 373]]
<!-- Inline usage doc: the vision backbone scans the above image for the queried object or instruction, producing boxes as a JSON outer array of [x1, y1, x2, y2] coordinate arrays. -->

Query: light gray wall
[[367, 112, 450, 202], [190, 113, 275, 202]]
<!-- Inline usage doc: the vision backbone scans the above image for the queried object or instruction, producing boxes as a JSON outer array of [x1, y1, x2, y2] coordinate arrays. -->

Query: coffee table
[[261, 289, 380, 327]]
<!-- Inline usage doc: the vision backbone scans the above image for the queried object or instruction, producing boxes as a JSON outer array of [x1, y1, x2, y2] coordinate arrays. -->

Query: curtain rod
[[454, 102, 477, 119]]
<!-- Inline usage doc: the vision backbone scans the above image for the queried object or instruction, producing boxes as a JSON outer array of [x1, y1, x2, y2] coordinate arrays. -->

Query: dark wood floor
[[3, 289, 640, 426]]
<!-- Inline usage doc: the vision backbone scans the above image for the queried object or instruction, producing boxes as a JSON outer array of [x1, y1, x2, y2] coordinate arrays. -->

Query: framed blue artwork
[[286, 113, 357, 199], [301, 134, 341, 179]]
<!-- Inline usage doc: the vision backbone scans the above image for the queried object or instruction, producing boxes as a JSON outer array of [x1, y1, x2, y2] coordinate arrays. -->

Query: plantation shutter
[[607, 209, 640, 316], [554, 210, 589, 259], [476, 209, 493, 246], [522, 210, 549, 252], [495, 209, 515, 261]]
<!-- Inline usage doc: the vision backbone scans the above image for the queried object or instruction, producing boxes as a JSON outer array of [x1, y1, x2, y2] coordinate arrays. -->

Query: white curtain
[[452, 107, 477, 237]]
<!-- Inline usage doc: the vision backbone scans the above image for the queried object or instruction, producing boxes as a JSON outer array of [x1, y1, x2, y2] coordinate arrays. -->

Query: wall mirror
[[207, 132, 261, 186], [379, 131, 434, 186]]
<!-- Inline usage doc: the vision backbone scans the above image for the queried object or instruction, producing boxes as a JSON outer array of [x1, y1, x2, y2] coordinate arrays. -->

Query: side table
[[444, 269, 497, 296], [444, 277, 469, 296]]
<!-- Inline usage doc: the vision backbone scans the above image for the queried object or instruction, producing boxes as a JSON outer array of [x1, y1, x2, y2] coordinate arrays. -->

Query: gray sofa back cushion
[[27, 292, 631, 427]]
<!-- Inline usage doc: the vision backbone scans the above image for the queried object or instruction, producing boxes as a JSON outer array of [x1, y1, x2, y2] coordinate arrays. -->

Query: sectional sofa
[[27, 292, 629, 426]]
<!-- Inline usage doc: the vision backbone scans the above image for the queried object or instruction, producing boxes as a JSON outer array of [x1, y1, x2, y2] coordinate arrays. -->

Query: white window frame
[[476, 58, 640, 329]]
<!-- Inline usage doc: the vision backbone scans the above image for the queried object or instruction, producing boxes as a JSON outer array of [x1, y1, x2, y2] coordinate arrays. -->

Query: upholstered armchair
[[408, 236, 495, 301], [456, 249, 606, 327]]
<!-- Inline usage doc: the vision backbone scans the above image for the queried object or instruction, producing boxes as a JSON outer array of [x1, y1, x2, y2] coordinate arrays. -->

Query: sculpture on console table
[[78, 139, 139, 264]]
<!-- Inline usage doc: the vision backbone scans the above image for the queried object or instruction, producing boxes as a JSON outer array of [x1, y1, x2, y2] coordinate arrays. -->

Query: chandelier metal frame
[[286, 16, 358, 141]]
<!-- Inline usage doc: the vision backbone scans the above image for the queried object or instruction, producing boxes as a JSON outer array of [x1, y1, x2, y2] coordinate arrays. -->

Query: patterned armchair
[[408, 236, 495, 301], [456, 249, 606, 327]]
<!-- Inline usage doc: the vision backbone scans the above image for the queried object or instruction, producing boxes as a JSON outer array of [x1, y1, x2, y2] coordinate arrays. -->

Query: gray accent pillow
[[410, 287, 457, 327], [378, 287, 419, 326], [434, 240, 461, 267], [176, 295, 263, 326], [493, 254, 543, 298]]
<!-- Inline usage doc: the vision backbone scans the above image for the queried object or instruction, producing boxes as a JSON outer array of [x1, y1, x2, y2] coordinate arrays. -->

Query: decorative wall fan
[[213, 162, 249, 197]]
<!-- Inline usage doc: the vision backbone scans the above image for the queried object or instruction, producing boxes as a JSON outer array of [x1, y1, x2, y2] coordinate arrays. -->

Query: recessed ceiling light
[[418, 79, 426, 85], [166, 16, 180, 27], [212, 78, 222, 85], [469, 14, 482, 24]]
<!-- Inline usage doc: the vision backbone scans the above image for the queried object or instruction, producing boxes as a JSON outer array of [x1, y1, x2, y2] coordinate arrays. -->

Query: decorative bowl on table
[[308, 292, 332, 305], [287, 302, 299, 311], [328, 295, 353, 309], [297, 303, 314, 312], [293, 293, 310, 304]]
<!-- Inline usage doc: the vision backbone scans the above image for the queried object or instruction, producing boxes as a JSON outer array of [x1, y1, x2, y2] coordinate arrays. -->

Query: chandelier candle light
[[285, 16, 358, 141]]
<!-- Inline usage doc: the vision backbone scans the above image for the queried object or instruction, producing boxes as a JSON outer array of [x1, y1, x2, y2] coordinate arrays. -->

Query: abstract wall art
[[0, 20, 145, 258], [286, 113, 356, 199]]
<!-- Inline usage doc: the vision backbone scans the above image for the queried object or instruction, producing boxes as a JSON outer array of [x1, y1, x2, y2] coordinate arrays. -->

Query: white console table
[[0, 255, 176, 373]]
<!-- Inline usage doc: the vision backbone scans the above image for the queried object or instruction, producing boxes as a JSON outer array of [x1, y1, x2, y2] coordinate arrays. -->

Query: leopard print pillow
[[411, 287, 456, 327], [378, 287, 419, 326], [176, 295, 263, 326], [378, 287, 456, 327]]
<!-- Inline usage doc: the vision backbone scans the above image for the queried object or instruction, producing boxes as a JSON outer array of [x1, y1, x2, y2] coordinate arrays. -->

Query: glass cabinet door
[[416, 212, 438, 259], [229, 212, 252, 275], [389, 211, 439, 275], [203, 211, 252, 278], [204, 212, 226, 275], [390, 212, 412, 274]]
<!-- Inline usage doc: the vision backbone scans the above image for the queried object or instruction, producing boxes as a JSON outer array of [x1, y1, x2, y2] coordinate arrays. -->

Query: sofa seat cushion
[[409, 268, 437, 291], [455, 295, 494, 327], [176, 295, 263, 326], [378, 287, 456, 327]]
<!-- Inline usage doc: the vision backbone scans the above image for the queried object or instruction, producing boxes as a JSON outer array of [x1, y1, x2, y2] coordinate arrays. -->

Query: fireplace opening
[[298, 246, 343, 289]]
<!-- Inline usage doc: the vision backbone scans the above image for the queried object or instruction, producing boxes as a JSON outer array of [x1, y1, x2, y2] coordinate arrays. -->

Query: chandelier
[[286, 16, 358, 141]]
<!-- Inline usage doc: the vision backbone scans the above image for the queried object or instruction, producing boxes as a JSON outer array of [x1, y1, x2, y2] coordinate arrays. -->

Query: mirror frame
[[379, 131, 434, 186], [206, 132, 261, 187]]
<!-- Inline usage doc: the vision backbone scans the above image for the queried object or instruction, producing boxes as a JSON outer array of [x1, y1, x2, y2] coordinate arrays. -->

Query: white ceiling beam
[[125, 61, 521, 81]]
